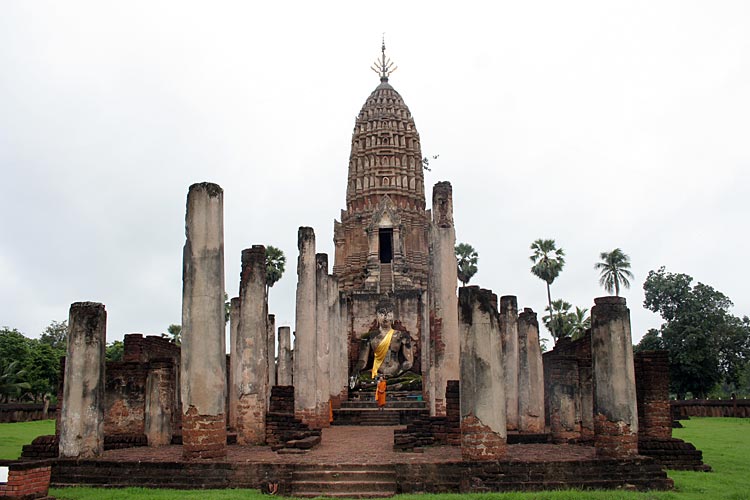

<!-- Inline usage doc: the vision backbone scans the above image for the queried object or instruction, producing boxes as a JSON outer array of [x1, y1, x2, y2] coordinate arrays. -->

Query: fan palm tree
[[530, 239, 565, 335], [455, 243, 479, 286], [568, 306, 591, 340], [265, 245, 287, 297], [542, 299, 573, 341], [595, 248, 634, 296]]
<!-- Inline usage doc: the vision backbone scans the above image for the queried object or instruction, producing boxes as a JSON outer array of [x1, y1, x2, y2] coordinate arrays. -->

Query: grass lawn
[[0, 417, 740, 499], [0, 419, 55, 460]]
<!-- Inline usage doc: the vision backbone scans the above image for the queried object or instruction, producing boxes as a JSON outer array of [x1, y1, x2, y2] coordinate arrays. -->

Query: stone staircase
[[379, 263, 393, 293], [290, 463, 397, 498], [333, 391, 428, 426]]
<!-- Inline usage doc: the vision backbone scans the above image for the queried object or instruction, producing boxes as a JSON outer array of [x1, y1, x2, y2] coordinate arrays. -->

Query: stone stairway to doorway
[[290, 463, 397, 498], [333, 390, 428, 426], [379, 263, 394, 293]]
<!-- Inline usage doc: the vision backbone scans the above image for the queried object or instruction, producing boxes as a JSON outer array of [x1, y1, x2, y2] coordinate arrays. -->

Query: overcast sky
[[2, 1, 749, 349]]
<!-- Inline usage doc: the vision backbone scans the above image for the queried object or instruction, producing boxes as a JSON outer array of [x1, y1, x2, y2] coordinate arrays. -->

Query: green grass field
[[0, 417, 745, 499], [0, 419, 54, 460]]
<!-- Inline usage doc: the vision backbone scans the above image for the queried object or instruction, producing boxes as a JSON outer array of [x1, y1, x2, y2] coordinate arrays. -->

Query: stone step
[[291, 467, 397, 498], [341, 400, 426, 409]]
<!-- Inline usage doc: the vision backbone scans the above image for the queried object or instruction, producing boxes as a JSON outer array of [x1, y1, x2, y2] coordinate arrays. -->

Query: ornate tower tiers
[[333, 49, 429, 293]]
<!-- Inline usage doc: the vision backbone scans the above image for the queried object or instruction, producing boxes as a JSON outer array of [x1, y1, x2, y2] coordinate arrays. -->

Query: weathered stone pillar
[[233, 245, 268, 445], [458, 287, 506, 460], [591, 296, 638, 457], [267, 314, 276, 397], [228, 297, 240, 430], [548, 356, 581, 443], [294, 227, 325, 426], [59, 302, 106, 458], [328, 277, 347, 406], [499, 295, 519, 431], [181, 182, 226, 460], [315, 253, 331, 426], [278, 326, 293, 386], [635, 350, 672, 439], [428, 181, 459, 416], [518, 307, 545, 433], [145, 360, 174, 447]]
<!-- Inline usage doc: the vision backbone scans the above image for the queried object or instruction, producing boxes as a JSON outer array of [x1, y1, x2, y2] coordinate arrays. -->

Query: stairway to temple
[[290, 463, 397, 498], [333, 391, 428, 426], [379, 263, 394, 293]]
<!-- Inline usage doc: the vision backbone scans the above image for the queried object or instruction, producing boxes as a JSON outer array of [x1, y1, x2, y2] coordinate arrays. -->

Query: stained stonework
[[333, 76, 430, 293]]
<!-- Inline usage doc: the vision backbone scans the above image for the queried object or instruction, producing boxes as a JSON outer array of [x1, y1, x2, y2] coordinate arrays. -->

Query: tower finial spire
[[370, 34, 397, 82]]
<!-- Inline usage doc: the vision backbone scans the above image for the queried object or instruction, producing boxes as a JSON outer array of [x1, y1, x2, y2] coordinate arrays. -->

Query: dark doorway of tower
[[379, 228, 393, 263]]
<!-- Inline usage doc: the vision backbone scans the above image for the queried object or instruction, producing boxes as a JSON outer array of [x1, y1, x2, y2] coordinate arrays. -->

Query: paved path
[[100, 426, 595, 465]]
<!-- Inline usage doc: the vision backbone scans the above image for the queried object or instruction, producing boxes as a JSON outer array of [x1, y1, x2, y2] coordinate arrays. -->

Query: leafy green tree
[[530, 239, 565, 340], [595, 248, 634, 296], [106, 340, 124, 362], [643, 267, 749, 398], [39, 320, 67, 352], [635, 329, 664, 352], [265, 245, 286, 297], [455, 243, 479, 286]]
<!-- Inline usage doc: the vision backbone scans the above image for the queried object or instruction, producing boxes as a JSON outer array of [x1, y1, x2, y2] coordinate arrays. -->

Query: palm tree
[[265, 245, 286, 297], [568, 307, 591, 340], [0, 361, 31, 403], [530, 239, 565, 335], [542, 299, 572, 341], [595, 248, 634, 296], [455, 243, 479, 286]]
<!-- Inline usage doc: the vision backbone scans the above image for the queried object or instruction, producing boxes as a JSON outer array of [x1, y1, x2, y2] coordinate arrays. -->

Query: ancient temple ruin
[[32, 45, 710, 497]]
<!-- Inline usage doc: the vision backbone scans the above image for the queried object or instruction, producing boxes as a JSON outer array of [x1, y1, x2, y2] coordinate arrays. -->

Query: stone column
[[233, 245, 268, 445], [635, 350, 672, 439], [180, 182, 226, 460], [499, 295, 519, 431], [327, 277, 347, 406], [458, 287, 506, 460], [548, 356, 581, 443], [315, 254, 331, 426], [591, 296, 638, 457], [267, 314, 276, 395], [278, 326, 293, 386], [518, 308, 545, 433], [295, 227, 324, 426], [59, 302, 106, 458], [145, 360, 174, 447], [428, 181, 459, 416], [228, 297, 240, 430]]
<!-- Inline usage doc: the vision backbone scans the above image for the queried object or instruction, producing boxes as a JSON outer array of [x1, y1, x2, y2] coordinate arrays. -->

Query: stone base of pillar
[[594, 413, 638, 457], [182, 407, 226, 460], [461, 415, 506, 461], [236, 394, 266, 445], [550, 406, 581, 443], [519, 416, 545, 434], [296, 402, 330, 430]]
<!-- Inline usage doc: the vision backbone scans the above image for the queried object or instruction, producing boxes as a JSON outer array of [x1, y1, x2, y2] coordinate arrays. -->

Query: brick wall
[[394, 380, 459, 451], [0, 460, 52, 499], [634, 350, 671, 438], [0, 404, 57, 424], [671, 399, 750, 418], [105, 361, 148, 435]]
